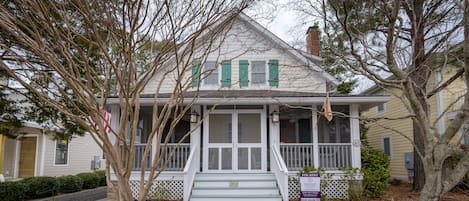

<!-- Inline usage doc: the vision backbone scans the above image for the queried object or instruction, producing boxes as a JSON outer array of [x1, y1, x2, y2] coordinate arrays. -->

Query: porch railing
[[123, 143, 190, 171], [279, 143, 352, 171], [319, 143, 351, 170], [279, 143, 314, 171], [271, 145, 289, 201]]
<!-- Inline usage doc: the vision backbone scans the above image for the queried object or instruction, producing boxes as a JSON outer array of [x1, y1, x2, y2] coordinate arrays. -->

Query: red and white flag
[[93, 110, 112, 133]]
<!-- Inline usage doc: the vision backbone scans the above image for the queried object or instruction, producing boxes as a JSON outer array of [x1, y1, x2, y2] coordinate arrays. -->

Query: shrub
[[94, 170, 107, 186], [0, 181, 26, 201], [76, 172, 100, 189], [57, 175, 83, 193], [361, 148, 390, 198], [21, 176, 58, 199]]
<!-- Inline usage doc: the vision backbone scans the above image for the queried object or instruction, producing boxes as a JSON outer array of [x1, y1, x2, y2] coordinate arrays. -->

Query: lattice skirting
[[129, 180, 183, 200], [288, 176, 351, 199]]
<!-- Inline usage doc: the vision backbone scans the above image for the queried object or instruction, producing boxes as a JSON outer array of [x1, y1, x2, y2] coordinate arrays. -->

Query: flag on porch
[[323, 93, 333, 121], [93, 110, 112, 133]]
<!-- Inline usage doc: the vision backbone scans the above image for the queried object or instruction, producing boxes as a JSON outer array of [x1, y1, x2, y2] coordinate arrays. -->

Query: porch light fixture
[[271, 110, 280, 123], [190, 110, 200, 123]]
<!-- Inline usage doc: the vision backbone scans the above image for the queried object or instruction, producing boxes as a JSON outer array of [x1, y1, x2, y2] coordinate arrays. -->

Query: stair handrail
[[183, 145, 199, 201], [271, 145, 289, 201]]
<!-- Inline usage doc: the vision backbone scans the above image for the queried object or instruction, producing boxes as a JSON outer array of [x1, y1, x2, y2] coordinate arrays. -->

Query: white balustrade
[[271, 145, 289, 201], [318, 143, 351, 170]]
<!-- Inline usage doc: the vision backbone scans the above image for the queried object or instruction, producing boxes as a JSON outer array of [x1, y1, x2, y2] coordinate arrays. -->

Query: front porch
[[110, 103, 362, 200]]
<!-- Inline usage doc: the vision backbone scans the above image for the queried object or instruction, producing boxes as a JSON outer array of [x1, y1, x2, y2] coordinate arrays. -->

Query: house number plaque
[[229, 181, 238, 188]]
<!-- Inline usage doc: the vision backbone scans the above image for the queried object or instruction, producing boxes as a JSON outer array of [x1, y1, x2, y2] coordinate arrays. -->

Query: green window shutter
[[239, 60, 249, 87], [268, 59, 279, 87], [192, 60, 201, 87], [221, 60, 231, 87]]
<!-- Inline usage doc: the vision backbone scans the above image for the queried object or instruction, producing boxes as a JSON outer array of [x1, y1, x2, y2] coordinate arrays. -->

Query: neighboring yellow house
[[0, 135, 4, 173], [362, 66, 467, 181]]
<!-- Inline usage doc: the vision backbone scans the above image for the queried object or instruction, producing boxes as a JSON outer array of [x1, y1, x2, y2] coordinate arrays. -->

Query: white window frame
[[249, 60, 269, 88], [375, 90, 386, 115], [54, 138, 70, 166], [201, 61, 220, 88], [382, 135, 392, 159]]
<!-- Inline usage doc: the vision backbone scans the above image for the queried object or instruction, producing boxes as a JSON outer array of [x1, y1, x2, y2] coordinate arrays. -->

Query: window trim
[[201, 61, 220, 87], [382, 135, 392, 159], [249, 60, 269, 88], [53, 138, 70, 166], [375, 90, 386, 115]]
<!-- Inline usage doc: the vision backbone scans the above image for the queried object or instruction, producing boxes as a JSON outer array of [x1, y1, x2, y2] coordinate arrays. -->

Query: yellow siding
[[362, 88, 413, 180], [0, 135, 4, 172], [362, 66, 466, 181]]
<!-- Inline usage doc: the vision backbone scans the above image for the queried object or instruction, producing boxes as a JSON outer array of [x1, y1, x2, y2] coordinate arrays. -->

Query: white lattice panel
[[288, 176, 350, 199], [130, 180, 183, 200]]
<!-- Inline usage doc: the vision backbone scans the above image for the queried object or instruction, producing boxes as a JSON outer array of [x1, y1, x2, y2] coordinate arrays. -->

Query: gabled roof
[[237, 13, 339, 86]]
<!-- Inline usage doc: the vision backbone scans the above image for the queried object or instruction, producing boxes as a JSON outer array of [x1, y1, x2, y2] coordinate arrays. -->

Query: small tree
[[0, 1, 252, 200]]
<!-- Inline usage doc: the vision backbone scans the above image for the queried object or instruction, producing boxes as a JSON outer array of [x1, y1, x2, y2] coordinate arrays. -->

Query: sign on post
[[300, 172, 321, 201]]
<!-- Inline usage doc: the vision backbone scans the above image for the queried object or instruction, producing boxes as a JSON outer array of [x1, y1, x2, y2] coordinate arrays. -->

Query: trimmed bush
[[0, 181, 26, 201], [361, 148, 390, 198], [76, 172, 100, 189], [57, 175, 83, 193], [94, 170, 107, 186], [21, 176, 58, 199]]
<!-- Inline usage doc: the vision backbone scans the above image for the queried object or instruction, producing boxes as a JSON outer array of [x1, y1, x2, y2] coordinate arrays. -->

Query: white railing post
[[350, 104, 361, 169], [271, 146, 289, 201], [183, 146, 198, 201], [312, 105, 319, 169]]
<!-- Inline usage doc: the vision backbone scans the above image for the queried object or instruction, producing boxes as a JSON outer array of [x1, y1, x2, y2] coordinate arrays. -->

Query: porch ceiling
[[106, 90, 390, 111]]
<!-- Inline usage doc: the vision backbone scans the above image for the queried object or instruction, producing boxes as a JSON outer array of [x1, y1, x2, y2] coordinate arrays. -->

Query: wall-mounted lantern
[[190, 110, 200, 123], [271, 110, 280, 123]]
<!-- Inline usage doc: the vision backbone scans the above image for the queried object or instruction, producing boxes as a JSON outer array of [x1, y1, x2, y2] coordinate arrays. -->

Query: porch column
[[269, 105, 280, 150], [311, 105, 319, 168], [190, 106, 201, 149], [109, 105, 120, 175], [350, 104, 361, 169], [109, 105, 120, 145]]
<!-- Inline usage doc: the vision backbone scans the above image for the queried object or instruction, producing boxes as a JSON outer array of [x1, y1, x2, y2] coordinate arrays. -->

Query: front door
[[19, 137, 37, 178], [204, 109, 266, 172]]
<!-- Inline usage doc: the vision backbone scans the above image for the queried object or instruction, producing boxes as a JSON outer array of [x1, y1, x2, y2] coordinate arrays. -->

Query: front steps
[[189, 173, 282, 201]]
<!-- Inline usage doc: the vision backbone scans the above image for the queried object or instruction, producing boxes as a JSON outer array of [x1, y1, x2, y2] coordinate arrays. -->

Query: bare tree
[[0, 0, 253, 200], [289, 0, 469, 200]]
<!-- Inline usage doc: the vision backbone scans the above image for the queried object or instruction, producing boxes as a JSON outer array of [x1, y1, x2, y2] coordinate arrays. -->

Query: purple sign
[[300, 172, 321, 201]]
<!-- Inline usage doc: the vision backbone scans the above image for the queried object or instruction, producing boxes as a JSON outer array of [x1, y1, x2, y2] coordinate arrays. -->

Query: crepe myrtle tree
[[0, 0, 253, 200], [291, 0, 469, 200]]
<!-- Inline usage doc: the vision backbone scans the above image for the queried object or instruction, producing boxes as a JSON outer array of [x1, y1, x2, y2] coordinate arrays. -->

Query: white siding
[[42, 134, 103, 176], [142, 18, 327, 95]]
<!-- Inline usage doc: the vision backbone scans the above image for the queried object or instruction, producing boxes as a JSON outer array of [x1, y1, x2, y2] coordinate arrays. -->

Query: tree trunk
[[111, 173, 134, 201], [419, 165, 444, 201], [408, 0, 428, 191]]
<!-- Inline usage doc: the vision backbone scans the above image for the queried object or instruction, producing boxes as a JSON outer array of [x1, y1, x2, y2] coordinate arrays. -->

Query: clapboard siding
[[142, 18, 327, 95], [43, 134, 103, 176], [362, 66, 466, 181]]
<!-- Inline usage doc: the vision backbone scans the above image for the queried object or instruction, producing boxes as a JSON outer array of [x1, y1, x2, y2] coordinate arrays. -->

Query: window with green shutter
[[221, 60, 231, 87], [268, 59, 279, 87], [192, 60, 201, 87], [239, 60, 249, 87]]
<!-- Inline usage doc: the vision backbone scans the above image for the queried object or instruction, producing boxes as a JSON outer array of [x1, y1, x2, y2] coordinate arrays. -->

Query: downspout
[[435, 70, 445, 135]]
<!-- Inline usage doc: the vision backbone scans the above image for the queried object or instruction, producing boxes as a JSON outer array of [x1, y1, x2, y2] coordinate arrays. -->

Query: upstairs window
[[375, 90, 386, 114], [251, 61, 266, 85], [203, 61, 219, 86]]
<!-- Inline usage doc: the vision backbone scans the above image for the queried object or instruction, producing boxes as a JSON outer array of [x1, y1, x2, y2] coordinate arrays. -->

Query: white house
[[106, 12, 389, 201]]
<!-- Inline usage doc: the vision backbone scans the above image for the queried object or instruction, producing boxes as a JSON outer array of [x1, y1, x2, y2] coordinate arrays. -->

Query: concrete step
[[190, 194, 282, 201], [191, 187, 279, 196]]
